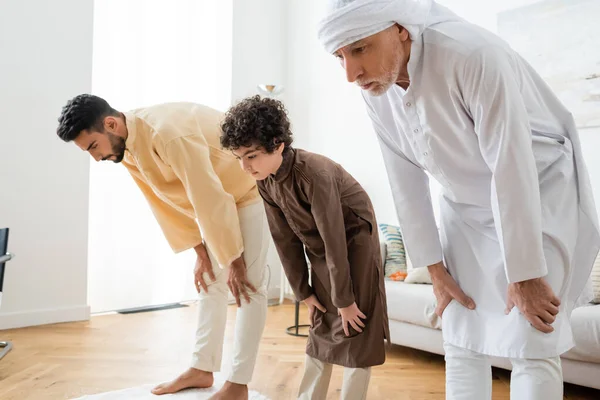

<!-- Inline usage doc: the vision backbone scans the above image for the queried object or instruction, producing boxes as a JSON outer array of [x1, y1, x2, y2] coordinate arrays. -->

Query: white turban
[[317, 0, 462, 54]]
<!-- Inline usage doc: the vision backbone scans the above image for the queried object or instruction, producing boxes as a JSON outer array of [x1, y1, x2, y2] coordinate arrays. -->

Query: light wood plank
[[0, 302, 598, 399]]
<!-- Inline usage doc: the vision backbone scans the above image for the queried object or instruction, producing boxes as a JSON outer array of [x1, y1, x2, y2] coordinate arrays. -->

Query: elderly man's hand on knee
[[429, 262, 476, 318], [505, 277, 560, 333]]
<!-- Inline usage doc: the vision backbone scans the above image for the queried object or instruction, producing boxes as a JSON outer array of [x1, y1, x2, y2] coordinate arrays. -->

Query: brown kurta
[[258, 148, 389, 368]]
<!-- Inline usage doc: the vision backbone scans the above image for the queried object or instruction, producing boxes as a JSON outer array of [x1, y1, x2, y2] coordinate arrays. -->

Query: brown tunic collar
[[272, 147, 295, 183]]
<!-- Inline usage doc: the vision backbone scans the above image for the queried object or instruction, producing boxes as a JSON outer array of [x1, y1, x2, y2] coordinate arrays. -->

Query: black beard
[[108, 132, 126, 163]]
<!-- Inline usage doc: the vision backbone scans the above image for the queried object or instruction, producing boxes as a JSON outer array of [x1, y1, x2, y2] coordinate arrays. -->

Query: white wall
[[436, 0, 544, 32], [231, 0, 290, 299], [285, 0, 399, 225], [88, 0, 234, 314], [0, 0, 93, 329], [231, 0, 287, 103]]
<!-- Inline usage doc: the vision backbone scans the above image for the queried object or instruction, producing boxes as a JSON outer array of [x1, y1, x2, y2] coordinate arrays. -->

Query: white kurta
[[363, 20, 600, 358]]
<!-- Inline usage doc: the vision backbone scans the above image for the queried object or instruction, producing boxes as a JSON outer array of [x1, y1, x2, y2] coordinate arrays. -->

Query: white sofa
[[384, 279, 600, 390]]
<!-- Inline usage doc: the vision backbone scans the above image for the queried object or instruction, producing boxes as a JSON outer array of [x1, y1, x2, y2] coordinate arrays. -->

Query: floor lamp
[[256, 83, 310, 337]]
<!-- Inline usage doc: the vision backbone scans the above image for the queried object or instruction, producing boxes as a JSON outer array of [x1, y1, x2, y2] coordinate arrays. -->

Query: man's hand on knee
[[428, 262, 476, 317], [194, 243, 215, 293], [227, 255, 257, 307], [506, 277, 560, 334]]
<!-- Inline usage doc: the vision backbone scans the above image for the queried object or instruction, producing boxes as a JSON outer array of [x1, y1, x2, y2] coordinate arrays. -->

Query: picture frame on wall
[[497, 0, 600, 133]]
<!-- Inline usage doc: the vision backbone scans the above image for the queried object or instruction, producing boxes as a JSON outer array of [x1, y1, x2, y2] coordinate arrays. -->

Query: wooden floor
[[0, 302, 599, 400]]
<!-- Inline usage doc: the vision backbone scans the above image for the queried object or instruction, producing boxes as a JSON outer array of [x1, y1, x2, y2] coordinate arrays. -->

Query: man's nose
[[344, 57, 363, 83]]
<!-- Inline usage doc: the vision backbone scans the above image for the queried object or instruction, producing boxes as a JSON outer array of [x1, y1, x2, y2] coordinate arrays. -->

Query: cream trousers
[[297, 355, 372, 400], [191, 202, 270, 385], [444, 342, 563, 400]]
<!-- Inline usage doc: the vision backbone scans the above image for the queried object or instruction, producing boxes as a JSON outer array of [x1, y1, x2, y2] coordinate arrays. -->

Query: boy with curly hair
[[220, 95, 389, 400]]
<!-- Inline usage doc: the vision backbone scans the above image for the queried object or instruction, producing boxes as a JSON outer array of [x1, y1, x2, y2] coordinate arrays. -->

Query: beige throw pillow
[[403, 253, 433, 284]]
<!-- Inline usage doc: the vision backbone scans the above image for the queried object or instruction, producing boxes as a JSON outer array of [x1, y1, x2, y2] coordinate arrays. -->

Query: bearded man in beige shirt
[[56, 94, 270, 400]]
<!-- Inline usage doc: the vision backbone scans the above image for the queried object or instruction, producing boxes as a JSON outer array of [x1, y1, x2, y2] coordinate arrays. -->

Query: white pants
[[297, 355, 372, 400], [191, 202, 270, 385], [444, 342, 563, 400]]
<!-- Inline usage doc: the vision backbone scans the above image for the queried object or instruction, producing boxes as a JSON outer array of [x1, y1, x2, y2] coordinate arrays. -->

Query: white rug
[[72, 378, 270, 400]]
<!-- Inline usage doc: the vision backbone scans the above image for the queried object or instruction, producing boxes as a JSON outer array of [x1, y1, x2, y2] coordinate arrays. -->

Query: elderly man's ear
[[395, 24, 410, 41]]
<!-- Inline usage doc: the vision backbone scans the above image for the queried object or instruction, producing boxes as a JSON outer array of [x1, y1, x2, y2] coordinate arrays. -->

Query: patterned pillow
[[592, 252, 600, 304], [379, 223, 407, 279]]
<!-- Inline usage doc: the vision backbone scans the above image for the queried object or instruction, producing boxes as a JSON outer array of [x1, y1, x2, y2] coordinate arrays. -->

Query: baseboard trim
[[117, 302, 188, 314], [0, 304, 90, 330], [0, 288, 283, 329]]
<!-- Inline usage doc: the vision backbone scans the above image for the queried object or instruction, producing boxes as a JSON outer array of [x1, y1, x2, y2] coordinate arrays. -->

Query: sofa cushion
[[385, 280, 441, 329], [563, 304, 600, 363], [385, 282, 600, 363], [591, 254, 600, 304]]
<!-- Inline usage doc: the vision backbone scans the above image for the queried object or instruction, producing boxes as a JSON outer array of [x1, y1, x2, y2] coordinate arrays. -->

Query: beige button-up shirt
[[121, 102, 259, 267]]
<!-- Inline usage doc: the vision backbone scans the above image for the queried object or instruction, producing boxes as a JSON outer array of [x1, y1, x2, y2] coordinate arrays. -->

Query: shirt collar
[[272, 147, 295, 183], [406, 34, 423, 90], [123, 112, 137, 152]]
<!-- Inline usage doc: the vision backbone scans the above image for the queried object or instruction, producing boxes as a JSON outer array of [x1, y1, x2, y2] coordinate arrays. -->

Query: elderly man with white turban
[[318, 1, 600, 399]]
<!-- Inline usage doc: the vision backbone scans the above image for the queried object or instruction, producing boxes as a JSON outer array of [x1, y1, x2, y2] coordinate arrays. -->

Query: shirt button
[[406, 102, 412, 107], [413, 128, 419, 133], [423, 152, 428, 156]]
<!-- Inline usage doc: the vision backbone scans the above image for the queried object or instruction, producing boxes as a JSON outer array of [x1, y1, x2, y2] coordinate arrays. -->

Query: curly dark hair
[[57, 94, 119, 142], [220, 95, 293, 153]]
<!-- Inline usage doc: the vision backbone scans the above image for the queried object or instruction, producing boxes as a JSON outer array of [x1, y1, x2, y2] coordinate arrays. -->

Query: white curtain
[[88, 0, 233, 313]]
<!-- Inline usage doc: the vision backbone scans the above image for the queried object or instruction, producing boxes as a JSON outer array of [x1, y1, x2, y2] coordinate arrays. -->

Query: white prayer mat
[[72, 378, 270, 400]]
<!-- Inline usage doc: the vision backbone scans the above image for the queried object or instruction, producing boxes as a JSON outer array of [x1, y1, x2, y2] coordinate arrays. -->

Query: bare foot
[[151, 367, 214, 395], [208, 381, 249, 400]]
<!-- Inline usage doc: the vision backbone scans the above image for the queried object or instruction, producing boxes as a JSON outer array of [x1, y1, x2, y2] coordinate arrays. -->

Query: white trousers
[[191, 202, 270, 385], [444, 342, 563, 400], [297, 355, 372, 400]]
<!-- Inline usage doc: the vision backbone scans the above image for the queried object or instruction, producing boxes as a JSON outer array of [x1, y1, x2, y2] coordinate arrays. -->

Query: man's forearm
[[195, 241, 243, 268], [427, 261, 445, 275], [194, 242, 209, 259]]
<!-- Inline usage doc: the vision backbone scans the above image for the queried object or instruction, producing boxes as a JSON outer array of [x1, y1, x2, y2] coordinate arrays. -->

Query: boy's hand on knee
[[303, 294, 326, 326], [228, 256, 257, 307], [338, 302, 366, 336]]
